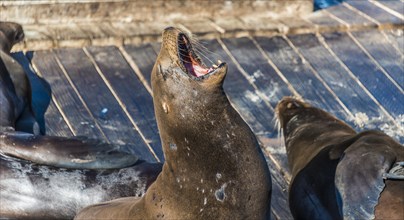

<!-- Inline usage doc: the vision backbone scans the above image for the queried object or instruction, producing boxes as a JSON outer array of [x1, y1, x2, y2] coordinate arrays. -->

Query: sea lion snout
[[157, 26, 227, 85]]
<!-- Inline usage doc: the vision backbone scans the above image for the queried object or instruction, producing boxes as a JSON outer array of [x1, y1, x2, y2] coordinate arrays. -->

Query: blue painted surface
[[11, 52, 51, 135], [315, 0, 343, 10]]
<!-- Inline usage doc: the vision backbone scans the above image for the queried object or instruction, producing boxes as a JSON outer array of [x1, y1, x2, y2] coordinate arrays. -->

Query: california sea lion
[[0, 22, 163, 219], [0, 21, 50, 135], [276, 97, 404, 220], [0, 21, 24, 52], [75, 27, 272, 219]]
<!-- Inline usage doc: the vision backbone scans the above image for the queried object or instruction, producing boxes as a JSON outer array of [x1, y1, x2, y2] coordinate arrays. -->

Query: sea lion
[[276, 97, 404, 220], [0, 22, 163, 219], [0, 156, 162, 219], [75, 27, 272, 219], [0, 21, 24, 52], [0, 21, 46, 135]]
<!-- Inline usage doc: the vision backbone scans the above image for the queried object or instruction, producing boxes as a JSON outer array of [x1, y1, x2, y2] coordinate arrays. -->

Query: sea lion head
[[276, 96, 354, 139], [151, 26, 229, 133], [276, 97, 355, 175], [152, 27, 227, 87], [0, 22, 24, 52], [276, 97, 311, 132]]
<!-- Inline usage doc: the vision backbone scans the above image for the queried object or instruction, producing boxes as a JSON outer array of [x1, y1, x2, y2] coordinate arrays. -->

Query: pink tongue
[[193, 64, 212, 77]]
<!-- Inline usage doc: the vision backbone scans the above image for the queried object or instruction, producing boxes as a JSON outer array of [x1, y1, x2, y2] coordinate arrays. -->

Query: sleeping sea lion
[[0, 22, 163, 219]]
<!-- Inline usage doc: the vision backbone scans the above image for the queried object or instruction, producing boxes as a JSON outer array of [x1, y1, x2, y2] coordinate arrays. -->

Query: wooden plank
[[266, 158, 292, 220], [383, 29, 404, 54], [287, 33, 398, 135], [305, 10, 348, 32], [85, 46, 163, 161], [123, 44, 157, 88], [345, 0, 403, 24], [11, 52, 72, 137], [178, 19, 220, 38], [351, 30, 404, 90], [255, 36, 352, 123], [54, 48, 156, 162], [44, 100, 73, 137], [322, 32, 404, 118], [326, 4, 378, 28], [30, 50, 106, 140], [221, 37, 293, 110], [375, 0, 404, 18]]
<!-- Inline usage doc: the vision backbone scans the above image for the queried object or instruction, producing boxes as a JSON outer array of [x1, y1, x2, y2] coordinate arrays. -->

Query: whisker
[[193, 47, 215, 65]]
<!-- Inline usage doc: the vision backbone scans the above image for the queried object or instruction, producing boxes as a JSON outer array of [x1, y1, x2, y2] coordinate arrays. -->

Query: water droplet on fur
[[169, 143, 177, 150], [162, 102, 169, 114]]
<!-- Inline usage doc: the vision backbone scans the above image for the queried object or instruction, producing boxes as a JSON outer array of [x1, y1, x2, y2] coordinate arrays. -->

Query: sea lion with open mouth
[[0, 22, 162, 219], [75, 27, 272, 220], [276, 97, 403, 220]]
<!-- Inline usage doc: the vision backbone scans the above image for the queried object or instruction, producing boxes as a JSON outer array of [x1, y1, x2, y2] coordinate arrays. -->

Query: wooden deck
[[10, 1, 403, 219]]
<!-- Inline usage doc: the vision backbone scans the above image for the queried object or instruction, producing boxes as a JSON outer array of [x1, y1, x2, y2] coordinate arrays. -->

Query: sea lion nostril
[[164, 26, 176, 32]]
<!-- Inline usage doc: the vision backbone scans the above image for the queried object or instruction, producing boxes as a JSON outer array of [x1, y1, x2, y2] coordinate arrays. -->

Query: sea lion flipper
[[0, 131, 139, 169], [383, 162, 404, 180], [15, 106, 40, 134], [335, 133, 398, 219], [12, 52, 52, 135]]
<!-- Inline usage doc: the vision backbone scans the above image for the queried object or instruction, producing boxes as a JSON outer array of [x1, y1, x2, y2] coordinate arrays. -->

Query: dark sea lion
[[0, 21, 44, 134], [0, 21, 24, 52], [75, 27, 272, 220], [276, 97, 404, 220], [0, 156, 162, 219], [0, 22, 163, 219]]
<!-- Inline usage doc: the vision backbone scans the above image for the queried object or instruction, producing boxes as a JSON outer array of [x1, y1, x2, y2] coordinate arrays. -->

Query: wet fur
[[276, 97, 404, 220]]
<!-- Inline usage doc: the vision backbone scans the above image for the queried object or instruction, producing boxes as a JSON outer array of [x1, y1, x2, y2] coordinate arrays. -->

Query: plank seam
[[379, 30, 404, 57], [118, 46, 153, 95], [342, 2, 381, 26], [52, 49, 110, 142], [83, 47, 160, 162], [368, 0, 404, 20], [282, 35, 356, 122], [217, 38, 275, 112], [29, 60, 76, 136], [249, 36, 302, 99], [316, 33, 403, 131], [347, 31, 404, 93]]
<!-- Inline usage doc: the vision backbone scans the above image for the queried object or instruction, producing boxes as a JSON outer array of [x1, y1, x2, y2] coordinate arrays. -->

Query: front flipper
[[335, 131, 403, 219], [0, 131, 139, 169]]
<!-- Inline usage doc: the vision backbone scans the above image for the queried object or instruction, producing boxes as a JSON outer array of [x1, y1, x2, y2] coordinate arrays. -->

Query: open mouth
[[177, 33, 222, 78]]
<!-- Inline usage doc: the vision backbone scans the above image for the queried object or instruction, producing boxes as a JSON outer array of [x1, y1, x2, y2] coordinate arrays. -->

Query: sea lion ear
[[334, 132, 399, 219]]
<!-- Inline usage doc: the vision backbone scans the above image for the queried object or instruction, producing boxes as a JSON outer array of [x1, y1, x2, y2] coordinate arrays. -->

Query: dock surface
[[10, 0, 404, 218]]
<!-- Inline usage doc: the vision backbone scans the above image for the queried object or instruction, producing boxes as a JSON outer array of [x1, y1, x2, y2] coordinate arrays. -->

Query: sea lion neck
[[276, 97, 356, 175]]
